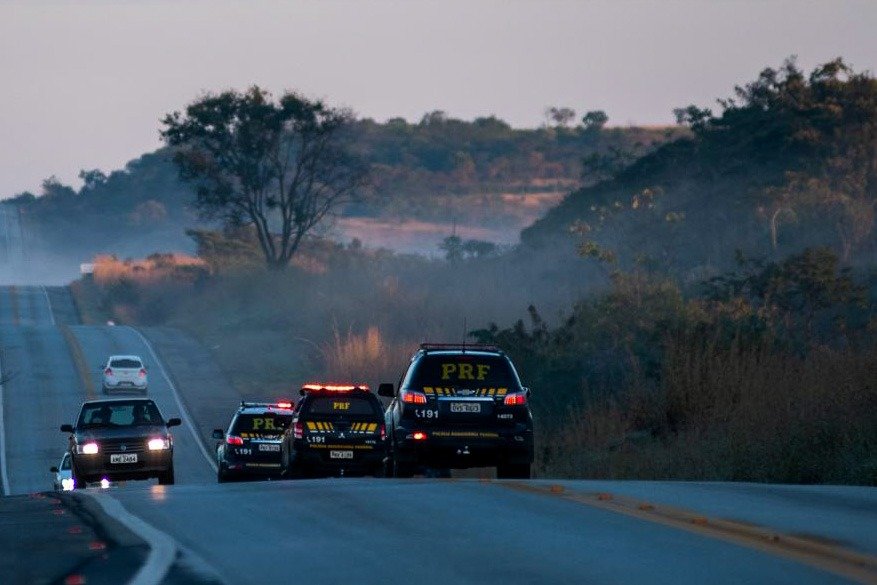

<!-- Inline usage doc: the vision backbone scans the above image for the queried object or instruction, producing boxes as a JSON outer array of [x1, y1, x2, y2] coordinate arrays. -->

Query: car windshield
[[231, 413, 292, 438], [408, 354, 519, 389], [110, 358, 142, 369], [77, 401, 163, 428], [60, 454, 71, 470], [302, 395, 381, 417]]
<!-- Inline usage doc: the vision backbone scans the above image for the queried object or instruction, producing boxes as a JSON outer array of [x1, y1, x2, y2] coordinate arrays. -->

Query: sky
[[1, 0, 876, 197]]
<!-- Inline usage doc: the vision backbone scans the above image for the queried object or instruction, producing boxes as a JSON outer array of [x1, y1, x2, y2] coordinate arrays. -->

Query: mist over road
[[0, 285, 873, 584]]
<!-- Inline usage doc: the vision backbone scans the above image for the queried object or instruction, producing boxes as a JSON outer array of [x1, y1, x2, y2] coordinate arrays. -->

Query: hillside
[[8, 114, 679, 262], [522, 58, 877, 278]]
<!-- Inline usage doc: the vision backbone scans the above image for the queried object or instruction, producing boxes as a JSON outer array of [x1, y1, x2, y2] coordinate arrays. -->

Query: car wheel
[[71, 467, 83, 490], [496, 463, 531, 479], [158, 465, 175, 485], [392, 455, 415, 478], [217, 466, 229, 483]]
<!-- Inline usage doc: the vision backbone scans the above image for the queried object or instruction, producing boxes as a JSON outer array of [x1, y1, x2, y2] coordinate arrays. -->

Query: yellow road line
[[60, 325, 96, 400], [499, 482, 877, 584]]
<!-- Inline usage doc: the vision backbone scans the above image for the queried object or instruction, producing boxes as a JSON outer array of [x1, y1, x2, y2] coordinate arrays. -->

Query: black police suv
[[282, 384, 386, 478], [61, 398, 181, 487], [213, 401, 295, 482], [379, 344, 534, 479]]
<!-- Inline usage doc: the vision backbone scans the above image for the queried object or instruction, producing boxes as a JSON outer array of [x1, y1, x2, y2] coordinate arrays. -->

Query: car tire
[[496, 463, 531, 479], [158, 465, 175, 485], [70, 465, 83, 490], [391, 455, 415, 478]]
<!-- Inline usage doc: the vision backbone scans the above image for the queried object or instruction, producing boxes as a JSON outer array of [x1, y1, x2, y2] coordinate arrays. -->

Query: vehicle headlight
[[61, 478, 75, 491], [148, 438, 170, 450], [79, 442, 99, 455]]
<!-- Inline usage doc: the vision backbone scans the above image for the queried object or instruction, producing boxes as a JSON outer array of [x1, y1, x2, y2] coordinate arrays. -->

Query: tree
[[161, 86, 369, 270], [78, 169, 107, 191], [439, 234, 464, 262], [581, 110, 608, 132], [545, 106, 576, 128]]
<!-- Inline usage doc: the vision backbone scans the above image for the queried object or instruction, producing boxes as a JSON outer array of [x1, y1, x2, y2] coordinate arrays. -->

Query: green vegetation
[[9, 110, 675, 262], [64, 57, 877, 483], [524, 58, 877, 273]]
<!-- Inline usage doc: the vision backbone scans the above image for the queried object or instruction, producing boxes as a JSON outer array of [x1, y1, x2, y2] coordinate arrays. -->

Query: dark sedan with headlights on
[[60, 398, 181, 488]]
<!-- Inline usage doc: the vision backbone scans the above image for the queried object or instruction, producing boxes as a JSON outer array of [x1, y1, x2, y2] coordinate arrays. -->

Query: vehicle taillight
[[412, 431, 427, 441], [503, 392, 527, 406], [104, 368, 113, 376], [400, 390, 427, 404], [138, 368, 147, 377], [293, 421, 303, 439], [226, 435, 244, 446], [379, 424, 386, 440]]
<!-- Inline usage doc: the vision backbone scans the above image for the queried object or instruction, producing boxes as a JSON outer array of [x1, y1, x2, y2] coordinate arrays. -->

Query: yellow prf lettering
[[333, 402, 351, 410], [264, 419, 276, 430], [252, 418, 264, 430], [458, 363, 474, 380], [476, 364, 490, 380], [441, 364, 457, 380]]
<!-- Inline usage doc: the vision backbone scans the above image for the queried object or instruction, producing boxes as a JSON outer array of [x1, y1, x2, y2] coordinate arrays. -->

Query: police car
[[282, 384, 386, 478], [379, 344, 534, 479], [213, 401, 294, 482]]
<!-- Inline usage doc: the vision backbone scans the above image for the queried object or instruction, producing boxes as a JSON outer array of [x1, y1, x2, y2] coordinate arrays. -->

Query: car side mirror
[[60, 424, 74, 433], [167, 418, 182, 427], [378, 383, 394, 397], [50, 466, 59, 473], [212, 429, 224, 439]]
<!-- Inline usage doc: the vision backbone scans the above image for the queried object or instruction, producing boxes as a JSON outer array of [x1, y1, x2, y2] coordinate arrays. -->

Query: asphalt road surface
[[0, 285, 874, 585]]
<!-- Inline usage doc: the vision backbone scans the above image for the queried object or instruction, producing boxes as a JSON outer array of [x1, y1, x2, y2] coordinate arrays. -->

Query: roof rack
[[419, 343, 502, 353]]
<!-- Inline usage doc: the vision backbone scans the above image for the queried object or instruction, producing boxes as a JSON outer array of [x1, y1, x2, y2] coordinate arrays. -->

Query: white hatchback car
[[50, 452, 74, 491], [102, 355, 148, 393]]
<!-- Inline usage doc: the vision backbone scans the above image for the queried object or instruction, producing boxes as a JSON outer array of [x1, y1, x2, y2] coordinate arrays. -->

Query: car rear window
[[408, 354, 519, 389], [302, 395, 381, 417], [110, 358, 142, 369], [232, 413, 292, 438]]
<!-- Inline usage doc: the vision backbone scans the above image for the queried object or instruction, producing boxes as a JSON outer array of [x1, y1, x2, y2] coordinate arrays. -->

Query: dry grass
[[539, 339, 877, 484], [324, 325, 414, 388], [92, 253, 207, 286]]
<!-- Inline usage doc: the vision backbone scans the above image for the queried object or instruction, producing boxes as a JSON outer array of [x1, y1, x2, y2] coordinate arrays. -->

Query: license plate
[[110, 453, 138, 464], [329, 450, 354, 459], [450, 402, 481, 413], [258, 444, 280, 452]]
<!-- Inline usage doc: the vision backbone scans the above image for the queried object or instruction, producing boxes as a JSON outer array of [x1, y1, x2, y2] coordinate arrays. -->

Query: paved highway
[[0, 285, 874, 584]]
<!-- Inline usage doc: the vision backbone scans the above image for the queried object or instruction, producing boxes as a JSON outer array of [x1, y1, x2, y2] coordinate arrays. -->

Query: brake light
[[276, 401, 293, 409], [503, 392, 527, 406], [104, 368, 113, 376], [412, 431, 427, 440], [226, 435, 244, 446], [293, 421, 303, 439], [379, 424, 386, 440], [400, 390, 427, 404], [138, 369, 147, 377]]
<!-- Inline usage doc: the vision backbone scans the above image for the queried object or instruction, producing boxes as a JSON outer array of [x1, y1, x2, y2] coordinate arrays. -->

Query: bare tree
[[161, 86, 369, 270]]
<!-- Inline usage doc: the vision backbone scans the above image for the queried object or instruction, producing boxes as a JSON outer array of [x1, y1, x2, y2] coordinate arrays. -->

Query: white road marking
[[83, 491, 178, 585], [40, 285, 56, 326], [125, 326, 218, 472], [0, 352, 10, 496]]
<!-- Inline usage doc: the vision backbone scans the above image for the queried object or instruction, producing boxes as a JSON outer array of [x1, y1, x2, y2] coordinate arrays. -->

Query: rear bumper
[[291, 441, 385, 475], [221, 451, 284, 476], [73, 450, 172, 481], [393, 424, 533, 468]]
